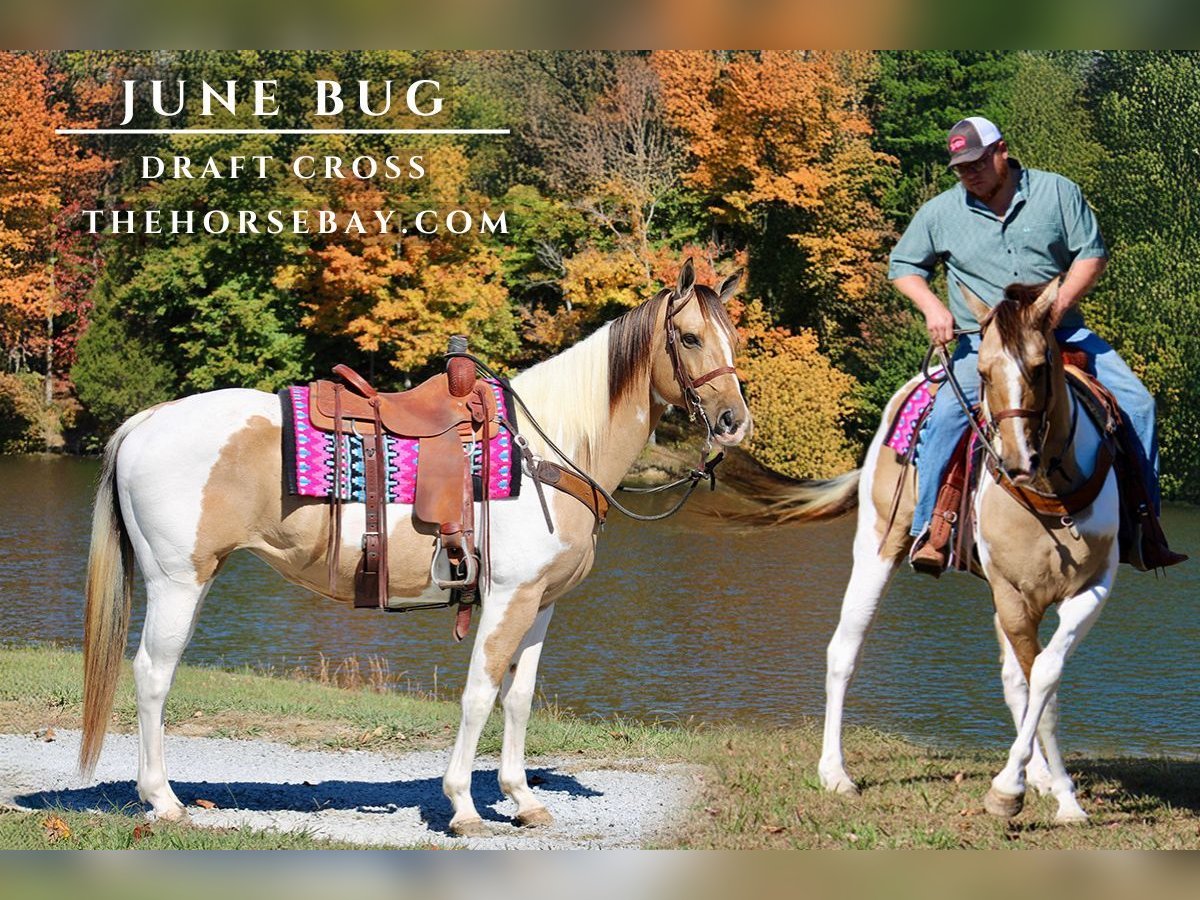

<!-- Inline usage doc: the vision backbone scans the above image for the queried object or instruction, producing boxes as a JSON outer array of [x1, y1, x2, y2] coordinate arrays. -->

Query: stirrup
[[431, 542, 479, 590]]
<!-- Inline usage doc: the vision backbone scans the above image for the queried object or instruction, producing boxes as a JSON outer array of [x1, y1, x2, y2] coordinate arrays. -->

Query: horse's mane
[[608, 283, 738, 413], [510, 282, 738, 469], [986, 281, 1054, 377]]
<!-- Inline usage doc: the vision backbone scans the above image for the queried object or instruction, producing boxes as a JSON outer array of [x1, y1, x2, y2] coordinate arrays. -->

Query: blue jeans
[[909, 327, 1159, 537]]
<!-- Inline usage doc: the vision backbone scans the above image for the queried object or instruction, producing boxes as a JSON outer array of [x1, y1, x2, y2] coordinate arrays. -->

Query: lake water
[[2, 455, 1197, 757]]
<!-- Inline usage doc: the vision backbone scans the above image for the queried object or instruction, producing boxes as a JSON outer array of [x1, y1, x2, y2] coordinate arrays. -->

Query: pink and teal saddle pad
[[280, 380, 521, 503], [883, 371, 942, 458]]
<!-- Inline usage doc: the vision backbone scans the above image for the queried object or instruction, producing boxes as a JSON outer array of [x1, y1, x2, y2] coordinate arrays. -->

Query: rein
[[444, 296, 730, 528], [927, 331, 1112, 522]]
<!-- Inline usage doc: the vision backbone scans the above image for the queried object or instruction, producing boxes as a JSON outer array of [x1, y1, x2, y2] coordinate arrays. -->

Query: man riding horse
[[889, 116, 1186, 575]]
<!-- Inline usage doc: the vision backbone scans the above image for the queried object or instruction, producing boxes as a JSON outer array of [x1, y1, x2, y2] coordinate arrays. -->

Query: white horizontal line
[[56, 128, 511, 135]]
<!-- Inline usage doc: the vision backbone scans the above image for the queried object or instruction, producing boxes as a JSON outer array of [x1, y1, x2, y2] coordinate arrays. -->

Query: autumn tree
[[0, 52, 108, 408], [653, 51, 896, 349]]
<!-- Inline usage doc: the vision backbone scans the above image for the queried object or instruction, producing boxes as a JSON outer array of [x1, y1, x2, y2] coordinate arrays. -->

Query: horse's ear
[[716, 269, 743, 305], [1031, 277, 1061, 323], [958, 281, 992, 324], [675, 258, 695, 298]]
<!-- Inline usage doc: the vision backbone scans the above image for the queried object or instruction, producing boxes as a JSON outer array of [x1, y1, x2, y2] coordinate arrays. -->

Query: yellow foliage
[[733, 299, 859, 479], [560, 247, 647, 310]]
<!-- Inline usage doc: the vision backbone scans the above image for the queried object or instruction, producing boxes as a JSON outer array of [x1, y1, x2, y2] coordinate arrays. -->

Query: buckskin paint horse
[[80, 260, 750, 834], [753, 280, 1118, 823]]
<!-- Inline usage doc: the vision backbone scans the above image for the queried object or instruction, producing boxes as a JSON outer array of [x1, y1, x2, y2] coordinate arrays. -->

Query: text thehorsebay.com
[[75, 78, 511, 236]]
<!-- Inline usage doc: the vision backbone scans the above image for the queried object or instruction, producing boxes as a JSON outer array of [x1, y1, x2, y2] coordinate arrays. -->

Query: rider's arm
[[893, 275, 955, 345], [889, 206, 955, 345], [1053, 178, 1108, 326], [1052, 256, 1107, 327]]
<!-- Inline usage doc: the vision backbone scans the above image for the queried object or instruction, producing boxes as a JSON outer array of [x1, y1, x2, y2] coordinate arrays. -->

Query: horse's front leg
[[994, 619, 1055, 795], [443, 583, 543, 836], [498, 603, 555, 827], [820, 524, 901, 796], [987, 575, 1112, 822]]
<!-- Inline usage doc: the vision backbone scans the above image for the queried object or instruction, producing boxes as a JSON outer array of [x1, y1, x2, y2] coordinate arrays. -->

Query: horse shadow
[[874, 756, 1200, 815], [1072, 757, 1200, 815], [14, 767, 601, 835]]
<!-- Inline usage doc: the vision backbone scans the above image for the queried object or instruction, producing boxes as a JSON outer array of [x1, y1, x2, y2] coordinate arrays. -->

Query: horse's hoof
[[449, 817, 489, 838], [821, 773, 860, 797], [515, 806, 553, 828], [983, 787, 1024, 818], [1055, 805, 1089, 825], [151, 805, 190, 823]]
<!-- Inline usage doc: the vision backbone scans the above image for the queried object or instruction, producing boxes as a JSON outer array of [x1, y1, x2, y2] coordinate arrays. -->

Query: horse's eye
[[681, 333, 701, 348]]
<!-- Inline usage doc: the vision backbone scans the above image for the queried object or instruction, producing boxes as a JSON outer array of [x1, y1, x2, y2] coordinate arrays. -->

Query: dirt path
[[0, 729, 699, 849]]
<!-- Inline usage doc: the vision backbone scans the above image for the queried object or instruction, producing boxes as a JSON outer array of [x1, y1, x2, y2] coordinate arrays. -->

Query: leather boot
[[1128, 503, 1189, 571], [1112, 426, 1189, 572], [911, 431, 972, 578]]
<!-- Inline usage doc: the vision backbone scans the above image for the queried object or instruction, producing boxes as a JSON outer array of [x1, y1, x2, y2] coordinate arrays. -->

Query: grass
[[2, 644, 1197, 849]]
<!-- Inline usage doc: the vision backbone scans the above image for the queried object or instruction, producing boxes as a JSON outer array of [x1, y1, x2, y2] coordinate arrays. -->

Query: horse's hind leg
[[498, 603, 555, 827], [995, 620, 1054, 795], [820, 524, 901, 796], [443, 584, 543, 835], [134, 574, 212, 820]]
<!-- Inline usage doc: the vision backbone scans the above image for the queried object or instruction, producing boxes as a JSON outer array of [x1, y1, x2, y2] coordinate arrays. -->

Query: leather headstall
[[664, 291, 736, 435]]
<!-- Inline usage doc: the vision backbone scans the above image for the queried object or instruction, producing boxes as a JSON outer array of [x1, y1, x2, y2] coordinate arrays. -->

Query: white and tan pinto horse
[[80, 260, 750, 834], [762, 280, 1118, 823]]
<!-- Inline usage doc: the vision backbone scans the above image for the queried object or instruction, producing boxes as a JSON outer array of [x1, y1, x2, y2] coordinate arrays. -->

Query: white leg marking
[[995, 619, 1054, 795], [134, 576, 211, 819], [820, 450, 900, 795], [443, 588, 539, 834], [990, 574, 1113, 816], [498, 604, 555, 824]]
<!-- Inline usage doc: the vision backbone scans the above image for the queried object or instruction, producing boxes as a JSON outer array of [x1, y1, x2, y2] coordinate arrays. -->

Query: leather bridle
[[984, 349, 1055, 461], [664, 290, 737, 435]]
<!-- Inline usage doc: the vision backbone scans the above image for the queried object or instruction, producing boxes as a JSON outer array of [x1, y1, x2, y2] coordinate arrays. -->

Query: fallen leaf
[[704, 807, 720, 816], [761, 825, 786, 834], [846, 833, 859, 843], [194, 799, 217, 810], [42, 816, 71, 842], [192, 710, 204, 718], [953, 772, 965, 784], [132, 824, 152, 841], [37, 728, 56, 742]]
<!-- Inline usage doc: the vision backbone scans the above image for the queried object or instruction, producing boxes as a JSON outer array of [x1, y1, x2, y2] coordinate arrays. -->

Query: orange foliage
[[652, 51, 894, 306], [0, 52, 108, 367], [278, 145, 518, 375]]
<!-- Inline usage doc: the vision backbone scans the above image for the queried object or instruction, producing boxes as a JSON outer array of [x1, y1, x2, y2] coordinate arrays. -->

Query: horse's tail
[[80, 410, 152, 778], [728, 468, 862, 526]]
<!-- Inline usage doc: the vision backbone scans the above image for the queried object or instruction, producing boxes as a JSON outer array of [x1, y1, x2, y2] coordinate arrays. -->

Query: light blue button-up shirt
[[888, 162, 1107, 330]]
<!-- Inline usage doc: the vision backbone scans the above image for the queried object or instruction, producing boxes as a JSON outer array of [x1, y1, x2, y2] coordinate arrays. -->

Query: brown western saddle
[[309, 336, 498, 633]]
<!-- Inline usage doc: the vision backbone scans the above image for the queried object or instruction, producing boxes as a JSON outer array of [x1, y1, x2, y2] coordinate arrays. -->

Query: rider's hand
[[923, 304, 956, 346]]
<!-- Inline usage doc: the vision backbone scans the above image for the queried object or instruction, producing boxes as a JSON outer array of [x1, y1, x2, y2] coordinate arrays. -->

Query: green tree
[[1083, 51, 1200, 500], [70, 287, 175, 437], [868, 51, 1017, 221], [1001, 52, 1105, 191]]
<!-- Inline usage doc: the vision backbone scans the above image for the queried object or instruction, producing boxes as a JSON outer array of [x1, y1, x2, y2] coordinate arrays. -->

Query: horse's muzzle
[[713, 409, 751, 446]]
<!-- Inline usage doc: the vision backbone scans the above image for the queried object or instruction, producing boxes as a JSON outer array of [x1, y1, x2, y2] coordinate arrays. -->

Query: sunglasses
[[952, 145, 998, 175]]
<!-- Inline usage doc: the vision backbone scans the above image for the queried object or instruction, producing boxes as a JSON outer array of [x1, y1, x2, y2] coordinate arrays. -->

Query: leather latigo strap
[[534, 460, 609, 524]]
